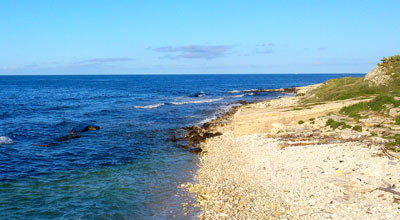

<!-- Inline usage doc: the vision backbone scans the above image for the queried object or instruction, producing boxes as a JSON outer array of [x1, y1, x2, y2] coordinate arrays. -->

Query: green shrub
[[326, 119, 351, 130], [396, 115, 400, 125], [386, 134, 400, 152], [298, 120, 304, 124], [352, 125, 362, 132], [340, 95, 400, 120], [339, 102, 368, 120], [302, 77, 378, 103]]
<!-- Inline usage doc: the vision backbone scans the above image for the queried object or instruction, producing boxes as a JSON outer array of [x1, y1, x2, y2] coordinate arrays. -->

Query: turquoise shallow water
[[0, 74, 364, 219]]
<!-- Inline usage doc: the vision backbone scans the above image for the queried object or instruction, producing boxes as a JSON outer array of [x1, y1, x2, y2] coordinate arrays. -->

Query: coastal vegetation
[[386, 134, 400, 152], [303, 54, 400, 104], [300, 54, 400, 152], [352, 125, 362, 132], [340, 95, 400, 120], [378, 55, 400, 75], [396, 115, 400, 125], [302, 55, 400, 121], [303, 77, 376, 103]]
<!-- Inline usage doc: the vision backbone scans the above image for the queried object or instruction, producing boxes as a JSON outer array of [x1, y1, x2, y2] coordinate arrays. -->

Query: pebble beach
[[183, 84, 400, 219]]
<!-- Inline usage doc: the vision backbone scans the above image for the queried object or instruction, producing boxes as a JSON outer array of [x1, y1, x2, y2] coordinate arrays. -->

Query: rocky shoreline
[[180, 83, 400, 219]]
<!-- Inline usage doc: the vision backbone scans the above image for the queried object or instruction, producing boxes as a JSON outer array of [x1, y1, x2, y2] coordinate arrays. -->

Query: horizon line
[[0, 72, 366, 76]]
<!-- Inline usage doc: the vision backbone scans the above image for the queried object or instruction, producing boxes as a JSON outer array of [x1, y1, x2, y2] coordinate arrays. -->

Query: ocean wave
[[230, 94, 244, 98], [227, 89, 260, 93], [134, 98, 224, 109], [227, 90, 241, 93], [197, 103, 241, 125], [241, 89, 258, 92], [133, 103, 165, 109], [170, 98, 223, 105], [0, 136, 13, 145]]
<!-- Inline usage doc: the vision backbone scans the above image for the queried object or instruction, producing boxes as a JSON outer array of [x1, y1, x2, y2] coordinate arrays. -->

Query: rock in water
[[0, 136, 13, 145], [190, 91, 205, 97], [364, 66, 392, 86], [70, 124, 100, 134], [171, 135, 183, 142], [190, 148, 202, 153], [56, 134, 81, 142]]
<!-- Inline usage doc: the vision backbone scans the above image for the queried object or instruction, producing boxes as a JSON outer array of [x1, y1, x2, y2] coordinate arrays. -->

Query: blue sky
[[0, 0, 399, 75]]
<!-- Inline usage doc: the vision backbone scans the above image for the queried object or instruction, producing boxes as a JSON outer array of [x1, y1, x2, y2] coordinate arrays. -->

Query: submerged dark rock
[[32, 143, 57, 147], [190, 148, 203, 154], [178, 145, 189, 149], [34, 124, 100, 147], [190, 91, 205, 97], [70, 124, 100, 134], [171, 135, 184, 142], [56, 134, 81, 142], [182, 124, 224, 146]]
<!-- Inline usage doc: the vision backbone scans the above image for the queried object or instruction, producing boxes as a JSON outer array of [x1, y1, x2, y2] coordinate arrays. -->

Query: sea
[[0, 74, 363, 219]]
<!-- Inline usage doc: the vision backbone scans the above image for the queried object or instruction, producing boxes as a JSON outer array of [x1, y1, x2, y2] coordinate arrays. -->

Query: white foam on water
[[133, 103, 165, 109], [0, 136, 13, 145], [229, 94, 244, 98], [196, 91, 205, 97], [196, 103, 241, 125], [170, 98, 223, 105], [241, 89, 258, 92]]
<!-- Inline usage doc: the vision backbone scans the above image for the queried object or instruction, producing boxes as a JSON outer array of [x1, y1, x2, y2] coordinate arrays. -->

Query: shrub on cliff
[[303, 77, 378, 103], [303, 54, 400, 103]]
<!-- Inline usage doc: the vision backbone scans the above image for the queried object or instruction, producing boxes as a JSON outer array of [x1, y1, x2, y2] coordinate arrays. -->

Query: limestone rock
[[364, 66, 392, 86], [0, 136, 13, 145], [389, 108, 400, 117], [340, 129, 359, 139]]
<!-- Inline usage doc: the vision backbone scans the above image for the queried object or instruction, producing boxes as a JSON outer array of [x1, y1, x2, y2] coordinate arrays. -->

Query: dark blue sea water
[[0, 74, 363, 219]]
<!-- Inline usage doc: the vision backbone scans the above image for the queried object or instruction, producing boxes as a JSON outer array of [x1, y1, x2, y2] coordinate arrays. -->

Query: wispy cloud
[[0, 57, 136, 75], [78, 57, 135, 64], [153, 45, 234, 59]]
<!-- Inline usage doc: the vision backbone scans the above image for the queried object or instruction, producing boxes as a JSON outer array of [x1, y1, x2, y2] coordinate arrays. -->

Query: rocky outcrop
[[364, 66, 392, 86], [176, 125, 223, 149], [34, 124, 100, 147], [0, 136, 13, 145], [189, 91, 205, 97], [70, 124, 100, 134], [56, 134, 81, 142]]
